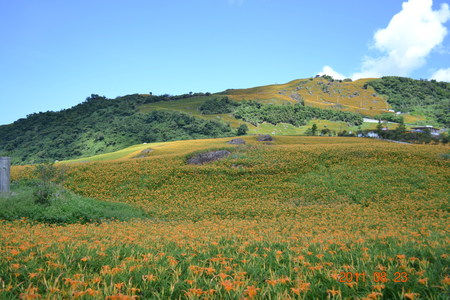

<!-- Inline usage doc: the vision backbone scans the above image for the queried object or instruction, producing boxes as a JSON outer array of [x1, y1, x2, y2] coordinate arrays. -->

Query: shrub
[[31, 163, 66, 205], [0, 181, 148, 224], [237, 124, 248, 136], [198, 97, 238, 114]]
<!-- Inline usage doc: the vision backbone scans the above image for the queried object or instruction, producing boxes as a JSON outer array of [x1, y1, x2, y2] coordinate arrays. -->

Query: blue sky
[[1, 0, 450, 125]]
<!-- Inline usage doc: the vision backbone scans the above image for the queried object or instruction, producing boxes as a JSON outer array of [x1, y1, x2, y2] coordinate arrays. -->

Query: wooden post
[[0, 157, 11, 196]]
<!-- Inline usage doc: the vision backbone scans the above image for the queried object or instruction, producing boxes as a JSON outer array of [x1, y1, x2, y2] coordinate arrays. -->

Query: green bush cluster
[[374, 112, 404, 123], [366, 76, 450, 126], [198, 96, 238, 114], [0, 94, 234, 164], [0, 163, 147, 223], [233, 102, 363, 126], [0, 180, 147, 224]]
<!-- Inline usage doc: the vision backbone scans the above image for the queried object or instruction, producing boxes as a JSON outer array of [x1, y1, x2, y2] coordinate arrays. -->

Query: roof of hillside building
[[411, 126, 440, 130]]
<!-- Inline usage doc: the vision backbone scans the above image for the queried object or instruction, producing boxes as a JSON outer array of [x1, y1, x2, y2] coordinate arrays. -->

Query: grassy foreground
[[0, 181, 147, 224], [2, 136, 450, 299]]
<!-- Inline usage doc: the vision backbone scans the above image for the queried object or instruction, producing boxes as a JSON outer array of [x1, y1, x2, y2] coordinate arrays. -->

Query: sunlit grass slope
[[137, 91, 390, 136], [6, 136, 450, 299], [222, 77, 392, 117], [138, 95, 305, 134]]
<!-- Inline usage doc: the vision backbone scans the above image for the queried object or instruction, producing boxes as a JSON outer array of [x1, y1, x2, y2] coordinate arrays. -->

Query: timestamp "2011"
[[338, 271, 408, 283]]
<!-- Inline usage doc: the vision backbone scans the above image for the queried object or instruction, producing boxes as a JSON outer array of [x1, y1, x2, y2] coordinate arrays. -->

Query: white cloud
[[430, 67, 450, 81], [319, 0, 450, 80], [316, 65, 346, 80], [352, 0, 450, 79]]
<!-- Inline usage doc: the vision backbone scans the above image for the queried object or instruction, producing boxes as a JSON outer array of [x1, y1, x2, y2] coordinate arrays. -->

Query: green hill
[[1, 76, 448, 164], [220, 77, 390, 117], [366, 76, 450, 126], [0, 94, 235, 164]]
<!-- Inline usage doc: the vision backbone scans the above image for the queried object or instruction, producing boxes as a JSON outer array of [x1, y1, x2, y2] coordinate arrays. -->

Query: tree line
[[366, 76, 450, 127], [0, 94, 234, 164], [199, 97, 363, 127]]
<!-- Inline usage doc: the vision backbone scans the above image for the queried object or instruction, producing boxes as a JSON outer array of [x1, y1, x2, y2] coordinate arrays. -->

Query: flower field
[[3, 136, 450, 299]]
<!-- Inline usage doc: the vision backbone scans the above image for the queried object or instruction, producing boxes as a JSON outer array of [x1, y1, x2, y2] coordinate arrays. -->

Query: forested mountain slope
[[1, 76, 448, 164], [0, 94, 234, 164]]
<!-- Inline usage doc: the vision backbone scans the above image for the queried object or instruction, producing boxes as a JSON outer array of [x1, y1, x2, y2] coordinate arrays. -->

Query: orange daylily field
[[2, 136, 449, 299]]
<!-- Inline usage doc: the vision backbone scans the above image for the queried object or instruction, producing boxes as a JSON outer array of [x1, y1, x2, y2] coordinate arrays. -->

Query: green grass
[[249, 122, 305, 135], [137, 94, 402, 136], [0, 181, 148, 224], [64, 143, 165, 163], [138, 95, 251, 129], [138, 95, 213, 115]]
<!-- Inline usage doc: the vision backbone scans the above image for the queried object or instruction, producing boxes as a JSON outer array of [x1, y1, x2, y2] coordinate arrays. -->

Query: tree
[[321, 128, 331, 136], [237, 124, 248, 136], [376, 121, 383, 135], [394, 120, 406, 139], [311, 123, 318, 136]]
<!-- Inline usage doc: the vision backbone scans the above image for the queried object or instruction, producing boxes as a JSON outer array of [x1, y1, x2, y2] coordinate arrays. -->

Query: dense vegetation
[[233, 101, 363, 126], [366, 76, 450, 126], [198, 96, 238, 114], [2, 76, 449, 165], [3, 137, 449, 299], [1, 163, 147, 224], [372, 125, 449, 144], [0, 181, 147, 224], [373, 112, 404, 123], [0, 94, 234, 164]]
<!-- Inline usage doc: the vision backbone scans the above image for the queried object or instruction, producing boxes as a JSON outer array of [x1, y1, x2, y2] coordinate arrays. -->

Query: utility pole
[[0, 157, 10, 196]]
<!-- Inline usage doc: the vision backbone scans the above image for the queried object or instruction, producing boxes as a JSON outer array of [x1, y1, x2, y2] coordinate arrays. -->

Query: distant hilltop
[[0, 76, 448, 164]]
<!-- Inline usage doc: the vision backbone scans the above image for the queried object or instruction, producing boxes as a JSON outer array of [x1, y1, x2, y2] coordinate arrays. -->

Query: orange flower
[[404, 292, 420, 300], [278, 277, 290, 284], [291, 287, 301, 295], [376, 265, 387, 271], [48, 287, 60, 294], [185, 288, 204, 297], [84, 288, 100, 296], [396, 254, 406, 260], [418, 278, 428, 285], [327, 288, 341, 296], [10, 249, 20, 256], [19, 287, 40, 300], [244, 286, 260, 298], [342, 265, 352, 270], [372, 284, 385, 291], [142, 274, 156, 282], [106, 294, 138, 300], [365, 291, 382, 299], [91, 277, 102, 284], [221, 280, 235, 292], [330, 273, 340, 280], [294, 283, 310, 293], [441, 276, 450, 285], [114, 282, 125, 290], [217, 273, 229, 280], [266, 279, 278, 286]]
